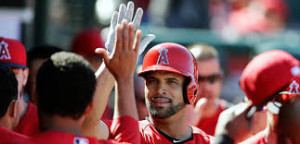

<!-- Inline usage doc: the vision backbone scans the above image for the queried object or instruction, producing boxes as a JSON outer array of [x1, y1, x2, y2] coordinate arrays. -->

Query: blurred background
[[1, 0, 300, 104]]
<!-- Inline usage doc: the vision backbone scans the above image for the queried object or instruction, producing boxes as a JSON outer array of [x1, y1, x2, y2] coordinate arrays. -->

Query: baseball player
[[187, 44, 229, 136], [0, 66, 29, 144], [0, 37, 39, 136], [100, 43, 212, 143], [213, 50, 300, 144], [22, 19, 142, 144], [136, 42, 211, 143]]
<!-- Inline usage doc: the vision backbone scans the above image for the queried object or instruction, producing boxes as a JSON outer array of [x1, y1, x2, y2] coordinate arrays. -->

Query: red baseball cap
[[70, 28, 105, 56], [278, 75, 300, 99], [240, 50, 300, 108], [0, 37, 27, 69], [266, 75, 300, 114]]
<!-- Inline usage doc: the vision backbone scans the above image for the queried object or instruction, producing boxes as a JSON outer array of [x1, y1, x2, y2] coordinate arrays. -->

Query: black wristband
[[213, 134, 234, 144]]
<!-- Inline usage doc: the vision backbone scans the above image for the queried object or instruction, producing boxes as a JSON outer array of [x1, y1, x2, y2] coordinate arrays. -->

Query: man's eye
[[168, 80, 177, 84], [147, 79, 156, 84]]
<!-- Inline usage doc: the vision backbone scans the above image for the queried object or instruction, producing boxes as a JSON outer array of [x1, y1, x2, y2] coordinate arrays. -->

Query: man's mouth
[[151, 96, 172, 107]]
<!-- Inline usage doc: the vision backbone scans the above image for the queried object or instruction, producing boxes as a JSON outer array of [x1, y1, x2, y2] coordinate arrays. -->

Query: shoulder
[[190, 126, 212, 144], [0, 127, 29, 144], [30, 131, 99, 144]]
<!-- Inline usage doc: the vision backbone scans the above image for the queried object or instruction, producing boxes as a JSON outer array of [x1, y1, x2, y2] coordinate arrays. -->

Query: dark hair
[[36, 52, 96, 119], [27, 45, 63, 68], [0, 66, 18, 117]]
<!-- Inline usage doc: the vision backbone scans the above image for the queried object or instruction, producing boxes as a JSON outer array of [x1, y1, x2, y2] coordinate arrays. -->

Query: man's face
[[196, 58, 222, 104], [10, 68, 28, 97], [10, 67, 28, 119], [145, 71, 186, 119]]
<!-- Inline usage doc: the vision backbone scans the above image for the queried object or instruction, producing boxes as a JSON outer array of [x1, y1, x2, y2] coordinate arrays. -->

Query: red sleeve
[[102, 119, 113, 139], [14, 102, 40, 136], [0, 127, 29, 144], [109, 116, 139, 143]]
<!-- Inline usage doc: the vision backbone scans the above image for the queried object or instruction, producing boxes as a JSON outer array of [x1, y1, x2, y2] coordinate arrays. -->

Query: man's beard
[[146, 96, 186, 119]]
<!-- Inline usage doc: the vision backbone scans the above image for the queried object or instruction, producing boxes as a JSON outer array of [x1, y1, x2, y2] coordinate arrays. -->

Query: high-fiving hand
[[105, 1, 155, 56], [96, 20, 141, 81]]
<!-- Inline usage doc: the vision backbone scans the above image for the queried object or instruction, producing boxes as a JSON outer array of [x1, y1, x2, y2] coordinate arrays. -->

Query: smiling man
[[137, 43, 211, 144]]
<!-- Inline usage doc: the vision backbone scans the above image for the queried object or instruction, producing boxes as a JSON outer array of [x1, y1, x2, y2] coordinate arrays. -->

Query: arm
[[81, 1, 155, 140], [97, 19, 142, 142], [81, 63, 115, 140]]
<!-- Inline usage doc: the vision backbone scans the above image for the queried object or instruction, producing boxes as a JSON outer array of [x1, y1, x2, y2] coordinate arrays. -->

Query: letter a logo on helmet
[[0, 41, 11, 60], [157, 48, 169, 65]]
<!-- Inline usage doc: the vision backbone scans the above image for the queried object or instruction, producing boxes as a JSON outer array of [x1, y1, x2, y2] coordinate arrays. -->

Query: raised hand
[[96, 20, 142, 81], [105, 1, 155, 56]]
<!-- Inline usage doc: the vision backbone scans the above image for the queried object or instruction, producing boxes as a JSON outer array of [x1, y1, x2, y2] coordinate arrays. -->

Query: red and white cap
[[240, 50, 300, 117], [0, 37, 27, 69]]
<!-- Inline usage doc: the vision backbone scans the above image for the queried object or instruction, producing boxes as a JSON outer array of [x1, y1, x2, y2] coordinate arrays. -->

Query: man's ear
[[22, 68, 29, 86], [8, 100, 18, 118], [83, 101, 94, 117]]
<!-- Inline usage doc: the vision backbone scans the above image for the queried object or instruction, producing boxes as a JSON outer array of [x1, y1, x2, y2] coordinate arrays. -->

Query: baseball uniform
[[139, 119, 211, 144], [0, 126, 29, 144]]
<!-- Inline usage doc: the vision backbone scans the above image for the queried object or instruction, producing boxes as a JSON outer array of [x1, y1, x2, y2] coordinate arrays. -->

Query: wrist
[[115, 75, 134, 83]]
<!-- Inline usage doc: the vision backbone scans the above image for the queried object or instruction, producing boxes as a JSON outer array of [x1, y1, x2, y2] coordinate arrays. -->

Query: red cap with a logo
[[0, 37, 27, 68], [240, 50, 300, 107], [278, 75, 300, 99]]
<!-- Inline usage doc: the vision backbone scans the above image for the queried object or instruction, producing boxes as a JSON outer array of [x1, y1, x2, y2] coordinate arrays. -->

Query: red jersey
[[0, 126, 29, 144], [196, 100, 227, 136], [139, 119, 211, 144], [20, 116, 139, 144], [102, 116, 140, 143], [20, 130, 131, 144], [239, 131, 266, 144], [14, 102, 40, 136]]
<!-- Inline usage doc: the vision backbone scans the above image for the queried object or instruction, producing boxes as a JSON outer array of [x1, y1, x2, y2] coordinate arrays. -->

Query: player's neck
[[149, 108, 191, 139], [39, 114, 84, 136]]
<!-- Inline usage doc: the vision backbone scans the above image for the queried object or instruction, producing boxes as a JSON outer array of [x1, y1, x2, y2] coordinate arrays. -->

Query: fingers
[[138, 34, 155, 55], [122, 20, 129, 51], [115, 24, 123, 54], [133, 30, 142, 52], [117, 4, 126, 24], [95, 48, 109, 64], [110, 11, 118, 30], [124, 1, 134, 22], [106, 11, 119, 51], [133, 8, 143, 31], [128, 22, 135, 52]]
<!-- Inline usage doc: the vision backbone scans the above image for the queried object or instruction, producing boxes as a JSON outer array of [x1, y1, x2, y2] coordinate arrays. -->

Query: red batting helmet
[[138, 43, 198, 104]]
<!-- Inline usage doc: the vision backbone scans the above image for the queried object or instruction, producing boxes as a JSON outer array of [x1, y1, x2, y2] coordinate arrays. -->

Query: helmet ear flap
[[183, 77, 191, 104]]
